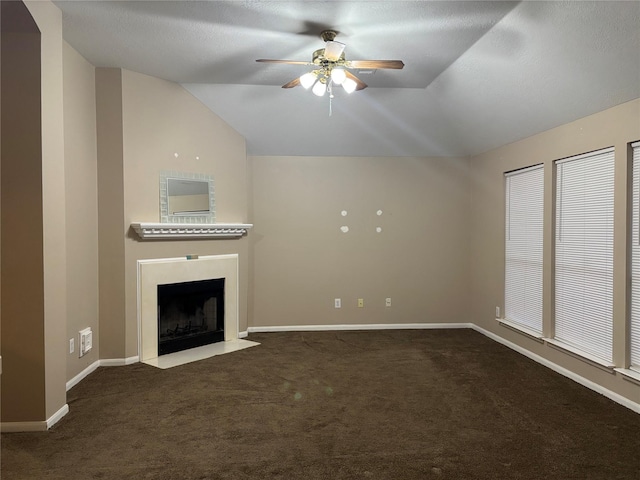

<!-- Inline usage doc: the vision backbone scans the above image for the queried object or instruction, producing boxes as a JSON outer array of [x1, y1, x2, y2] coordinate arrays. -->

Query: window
[[504, 165, 544, 334], [554, 147, 615, 363], [630, 141, 640, 370]]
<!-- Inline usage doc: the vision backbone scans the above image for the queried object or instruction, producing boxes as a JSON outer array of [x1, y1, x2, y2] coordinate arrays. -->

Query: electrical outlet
[[385, 297, 392, 307], [496, 306, 501, 318], [358, 298, 364, 308], [334, 298, 341, 308], [69, 338, 74, 354]]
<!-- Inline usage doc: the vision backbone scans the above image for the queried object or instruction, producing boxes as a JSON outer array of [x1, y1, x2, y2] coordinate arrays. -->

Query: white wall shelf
[[131, 222, 252, 240]]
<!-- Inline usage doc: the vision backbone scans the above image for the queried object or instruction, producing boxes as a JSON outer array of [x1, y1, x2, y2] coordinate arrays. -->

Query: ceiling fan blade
[[281, 77, 301, 89], [345, 71, 367, 91], [324, 41, 346, 61], [347, 60, 405, 70], [256, 59, 313, 66]]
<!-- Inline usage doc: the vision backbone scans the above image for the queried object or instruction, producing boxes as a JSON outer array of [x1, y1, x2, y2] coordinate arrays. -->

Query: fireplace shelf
[[131, 222, 253, 240]]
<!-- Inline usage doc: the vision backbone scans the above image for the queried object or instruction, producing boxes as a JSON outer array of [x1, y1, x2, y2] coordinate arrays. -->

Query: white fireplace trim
[[137, 254, 239, 363]]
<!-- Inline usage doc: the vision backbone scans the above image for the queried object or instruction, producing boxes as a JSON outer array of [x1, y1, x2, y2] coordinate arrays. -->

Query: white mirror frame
[[160, 171, 215, 224]]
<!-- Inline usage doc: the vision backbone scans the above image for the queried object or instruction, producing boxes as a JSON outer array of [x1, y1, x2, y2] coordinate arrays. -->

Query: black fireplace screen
[[157, 278, 225, 355]]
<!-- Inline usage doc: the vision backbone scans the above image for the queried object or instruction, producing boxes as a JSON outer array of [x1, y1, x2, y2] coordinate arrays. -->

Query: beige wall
[[469, 98, 640, 405], [27, 0, 69, 421], [1, 1, 46, 422], [96, 69, 249, 359], [0, 0, 69, 424], [96, 68, 126, 360], [249, 156, 471, 327], [63, 41, 99, 379]]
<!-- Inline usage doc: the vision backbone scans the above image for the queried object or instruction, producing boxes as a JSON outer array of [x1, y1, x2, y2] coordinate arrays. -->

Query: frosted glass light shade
[[300, 72, 317, 89], [342, 77, 357, 94], [331, 68, 346, 85], [324, 41, 346, 61], [312, 81, 326, 96]]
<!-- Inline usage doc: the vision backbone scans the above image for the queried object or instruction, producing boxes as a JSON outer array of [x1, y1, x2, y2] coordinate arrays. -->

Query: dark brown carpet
[[2, 329, 640, 479]]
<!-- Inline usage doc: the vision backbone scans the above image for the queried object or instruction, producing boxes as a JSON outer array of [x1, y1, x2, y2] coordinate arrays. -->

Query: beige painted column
[[95, 68, 127, 359], [1, 1, 47, 424]]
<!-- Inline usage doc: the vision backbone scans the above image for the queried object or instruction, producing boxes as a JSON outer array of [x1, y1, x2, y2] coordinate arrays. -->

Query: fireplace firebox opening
[[157, 278, 225, 356]]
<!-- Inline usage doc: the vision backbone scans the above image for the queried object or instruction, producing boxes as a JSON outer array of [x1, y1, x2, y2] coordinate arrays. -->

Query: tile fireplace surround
[[137, 254, 240, 364]]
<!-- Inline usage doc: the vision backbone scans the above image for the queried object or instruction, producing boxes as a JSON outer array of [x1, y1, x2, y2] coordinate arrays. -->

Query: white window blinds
[[554, 147, 615, 363], [505, 165, 544, 333], [630, 141, 640, 369]]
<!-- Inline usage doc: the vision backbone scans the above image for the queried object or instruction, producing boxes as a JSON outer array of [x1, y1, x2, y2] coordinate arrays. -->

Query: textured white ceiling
[[54, 1, 640, 157]]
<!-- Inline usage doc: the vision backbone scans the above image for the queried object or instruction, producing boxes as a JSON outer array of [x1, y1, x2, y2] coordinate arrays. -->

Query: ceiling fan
[[256, 30, 404, 97]]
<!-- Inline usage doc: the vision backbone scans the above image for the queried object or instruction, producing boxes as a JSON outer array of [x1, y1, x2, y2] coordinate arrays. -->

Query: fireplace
[[158, 278, 225, 355], [138, 254, 241, 363]]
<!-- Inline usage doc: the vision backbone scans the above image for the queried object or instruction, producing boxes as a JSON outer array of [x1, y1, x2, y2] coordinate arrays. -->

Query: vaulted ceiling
[[54, 1, 640, 157]]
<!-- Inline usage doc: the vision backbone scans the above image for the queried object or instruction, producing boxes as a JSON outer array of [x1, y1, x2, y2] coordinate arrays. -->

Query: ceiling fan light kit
[[300, 71, 317, 89], [330, 68, 346, 85], [256, 30, 404, 113], [312, 79, 327, 97], [342, 77, 358, 94]]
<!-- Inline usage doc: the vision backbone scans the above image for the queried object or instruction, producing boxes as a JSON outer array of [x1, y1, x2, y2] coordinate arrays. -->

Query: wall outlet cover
[[79, 328, 93, 357]]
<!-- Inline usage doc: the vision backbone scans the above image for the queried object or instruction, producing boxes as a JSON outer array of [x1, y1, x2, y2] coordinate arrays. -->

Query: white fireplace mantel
[[131, 222, 252, 240]]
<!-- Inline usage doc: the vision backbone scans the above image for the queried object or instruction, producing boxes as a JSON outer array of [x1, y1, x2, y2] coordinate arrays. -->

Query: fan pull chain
[[328, 81, 334, 116]]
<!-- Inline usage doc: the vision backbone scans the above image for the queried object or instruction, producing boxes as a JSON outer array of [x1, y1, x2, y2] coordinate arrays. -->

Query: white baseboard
[[100, 355, 139, 367], [66, 356, 139, 392], [471, 324, 640, 415], [238, 330, 248, 338], [47, 404, 69, 429], [247, 323, 473, 334], [66, 360, 100, 391], [1, 404, 69, 433]]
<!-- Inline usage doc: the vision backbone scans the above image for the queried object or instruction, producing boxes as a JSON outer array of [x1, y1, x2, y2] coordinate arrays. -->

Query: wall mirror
[[160, 171, 215, 223]]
